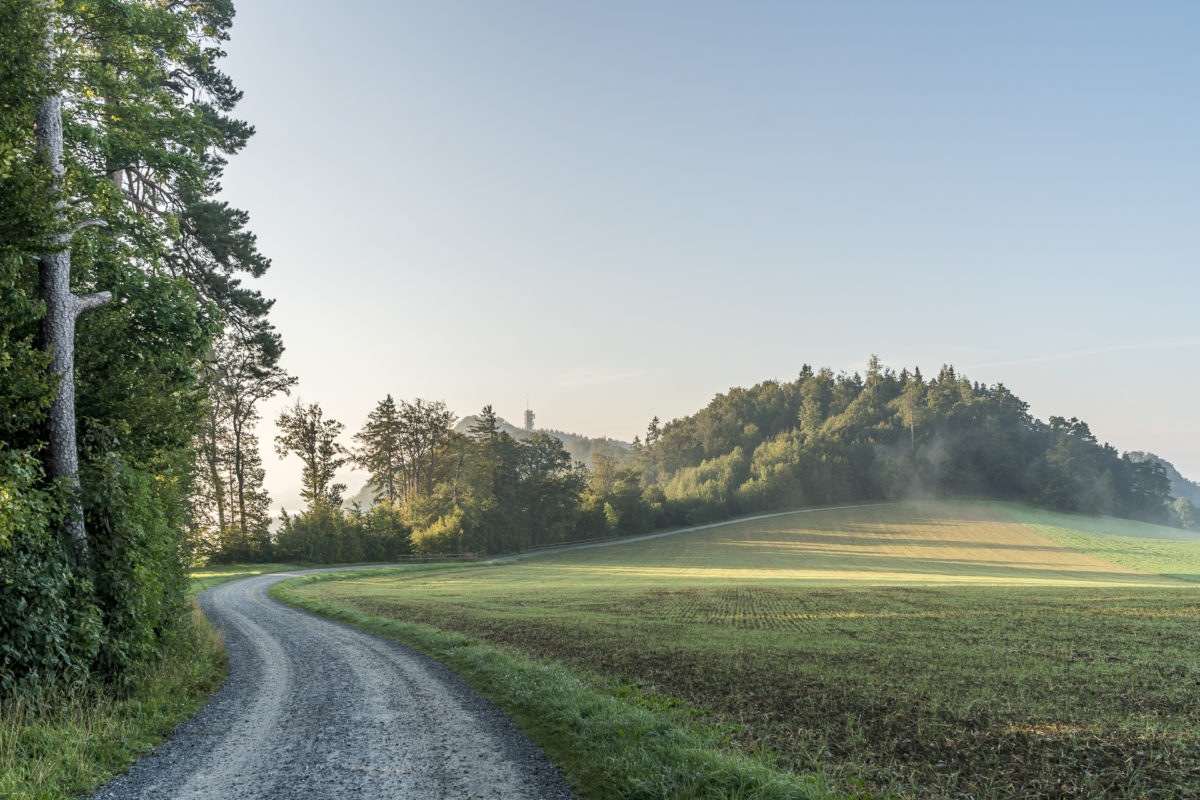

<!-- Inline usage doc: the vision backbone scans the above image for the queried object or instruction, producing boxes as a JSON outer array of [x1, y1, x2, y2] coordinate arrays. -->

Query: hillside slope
[[526, 500, 1184, 587]]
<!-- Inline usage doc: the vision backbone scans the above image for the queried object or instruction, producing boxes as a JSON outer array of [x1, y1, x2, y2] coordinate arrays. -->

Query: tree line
[[262, 400, 588, 560], [1, 1, 286, 695], [261, 359, 1188, 562]]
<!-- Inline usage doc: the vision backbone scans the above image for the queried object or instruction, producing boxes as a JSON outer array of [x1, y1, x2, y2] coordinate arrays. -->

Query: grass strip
[[996, 503, 1200, 581], [187, 561, 317, 596], [0, 604, 225, 800], [271, 568, 839, 800]]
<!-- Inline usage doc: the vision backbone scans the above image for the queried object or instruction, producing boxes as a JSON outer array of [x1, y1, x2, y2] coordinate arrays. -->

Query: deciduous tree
[[275, 400, 348, 510]]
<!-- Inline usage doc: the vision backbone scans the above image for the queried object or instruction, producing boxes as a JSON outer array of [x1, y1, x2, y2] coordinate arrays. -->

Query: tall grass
[[0, 603, 225, 800]]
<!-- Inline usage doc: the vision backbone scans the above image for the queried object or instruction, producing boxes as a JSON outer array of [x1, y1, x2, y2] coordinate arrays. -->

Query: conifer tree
[[353, 395, 405, 506]]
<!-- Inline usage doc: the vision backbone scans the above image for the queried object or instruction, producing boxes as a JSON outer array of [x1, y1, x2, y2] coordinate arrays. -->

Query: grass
[[187, 562, 315, 595], [285, 500, 1200, 800], [0, 604, 225, 800], [995, 503, 1200, 581]]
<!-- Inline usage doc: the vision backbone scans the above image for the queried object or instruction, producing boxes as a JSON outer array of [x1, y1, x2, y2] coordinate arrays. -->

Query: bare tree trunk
[[36, 44, 111, 565], [202, 401, 227, 532], [232, 399, 248, 538]]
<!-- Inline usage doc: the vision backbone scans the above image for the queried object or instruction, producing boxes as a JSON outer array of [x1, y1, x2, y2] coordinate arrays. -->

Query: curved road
[[93, 571, 573, 799]]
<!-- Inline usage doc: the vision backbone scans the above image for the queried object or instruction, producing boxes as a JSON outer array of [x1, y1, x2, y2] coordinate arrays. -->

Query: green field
[[188, 562, 315, 595], [293, 501, 1200, 799]]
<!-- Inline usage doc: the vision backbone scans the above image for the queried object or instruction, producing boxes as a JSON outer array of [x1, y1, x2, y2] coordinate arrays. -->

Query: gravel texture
[[92, 570, 574, 799]]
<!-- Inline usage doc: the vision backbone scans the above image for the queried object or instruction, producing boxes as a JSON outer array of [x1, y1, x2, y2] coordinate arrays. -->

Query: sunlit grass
[[188, 562, 314, 596], [997, 503, 1200, 581], [291, 500, 1200, 799]]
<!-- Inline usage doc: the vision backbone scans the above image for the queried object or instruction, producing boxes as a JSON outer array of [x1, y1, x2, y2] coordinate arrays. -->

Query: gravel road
[[92, 570, 574, 800]]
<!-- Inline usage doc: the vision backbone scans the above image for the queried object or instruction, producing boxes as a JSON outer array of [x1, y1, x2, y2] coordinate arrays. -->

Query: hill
[[453, 414, 630, 468], [1127, 450, 1200, 505], [616, 358, 1185, 533]]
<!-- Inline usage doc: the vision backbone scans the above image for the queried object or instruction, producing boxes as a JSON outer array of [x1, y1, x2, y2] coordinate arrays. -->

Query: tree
[[353, 395, 404, 506], [194, 331, 293, 559], [469, 404, 500, 441], [2, 0, 276, 689], [34, 2, 113, 564], [398, 398, 455, 503], [29, 0, 272, 564], [646, 416, 662, 447], [275, 400, 348, 510]]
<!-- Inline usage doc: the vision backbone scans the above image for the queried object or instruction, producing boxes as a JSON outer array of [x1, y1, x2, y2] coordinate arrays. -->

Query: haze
[[215, 2, 1200, 513]]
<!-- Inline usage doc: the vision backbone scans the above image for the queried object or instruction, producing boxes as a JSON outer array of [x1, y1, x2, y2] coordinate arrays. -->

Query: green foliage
[[273, 501, 412, 564], [0, 604, 224, 800], [192, 332, 294, 564], [1, 0, 275, 699], [274, 400, 348, 509], [583, 453, 656, 535], [627, 359, 1179, 531], [409, 509, 475, 555], [409, 419, 588, 554], [83, 452, 189, 680], [0, 452, 101, 696]]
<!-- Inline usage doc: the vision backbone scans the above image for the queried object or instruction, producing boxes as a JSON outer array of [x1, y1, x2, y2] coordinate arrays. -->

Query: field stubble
[[298, 501, 1200, 799]]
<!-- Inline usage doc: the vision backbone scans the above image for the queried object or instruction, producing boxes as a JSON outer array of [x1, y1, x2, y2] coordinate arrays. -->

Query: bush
[[410, 509, 476, 555], [0, 450, 101, 697], [84, 453, 188, 682]]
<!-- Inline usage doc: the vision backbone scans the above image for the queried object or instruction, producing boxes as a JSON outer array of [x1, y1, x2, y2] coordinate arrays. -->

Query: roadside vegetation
[[0, 562, 342, 800], [0, 2, 284, 797], [0, 604, 224, 800], [282, 501, 1200, 799]]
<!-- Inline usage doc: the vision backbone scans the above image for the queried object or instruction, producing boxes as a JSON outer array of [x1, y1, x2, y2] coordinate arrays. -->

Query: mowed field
[[297, 501, 1200, 799]]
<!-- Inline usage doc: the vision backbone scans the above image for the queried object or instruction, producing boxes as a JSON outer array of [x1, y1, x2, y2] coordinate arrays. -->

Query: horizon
[[210, 2, 1200, 512]]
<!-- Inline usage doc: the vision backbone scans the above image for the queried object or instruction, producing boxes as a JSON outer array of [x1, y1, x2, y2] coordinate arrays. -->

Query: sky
[[215, 2, 1200, 513]]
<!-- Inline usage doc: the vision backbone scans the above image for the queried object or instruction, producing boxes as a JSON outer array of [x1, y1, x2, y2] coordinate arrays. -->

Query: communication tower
[[524, 399, 535, 432]]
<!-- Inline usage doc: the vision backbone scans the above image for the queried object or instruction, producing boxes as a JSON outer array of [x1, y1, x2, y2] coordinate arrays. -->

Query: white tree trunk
[[36, 43, 111, 566]]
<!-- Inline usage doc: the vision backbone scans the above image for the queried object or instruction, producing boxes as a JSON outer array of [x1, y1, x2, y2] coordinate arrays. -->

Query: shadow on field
[[724, 534, 1078, 552]]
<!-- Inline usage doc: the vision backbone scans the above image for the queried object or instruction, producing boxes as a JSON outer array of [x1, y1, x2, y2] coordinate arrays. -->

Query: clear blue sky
[[216, 2, 1200, 512]]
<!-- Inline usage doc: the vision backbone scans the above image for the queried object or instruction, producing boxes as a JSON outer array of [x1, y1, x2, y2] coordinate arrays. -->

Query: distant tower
[[524, 399, 535, 432]]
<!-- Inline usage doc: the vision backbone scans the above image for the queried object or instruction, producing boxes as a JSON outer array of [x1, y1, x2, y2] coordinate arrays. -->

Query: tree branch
[[75, 291, 114, 315], [70, 219, 108, 236]]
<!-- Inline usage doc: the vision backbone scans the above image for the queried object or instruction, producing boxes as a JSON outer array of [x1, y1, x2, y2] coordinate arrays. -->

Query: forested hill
[[616, 358, 1193, 530], [1127, 452, 1200, 507], [454, 415, 630, 468]]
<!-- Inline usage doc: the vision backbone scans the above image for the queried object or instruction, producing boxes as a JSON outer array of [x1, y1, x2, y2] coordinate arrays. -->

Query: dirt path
[[92, 571, 573, 799]]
